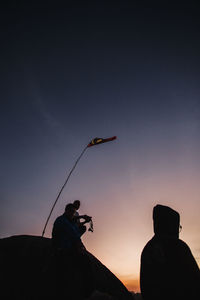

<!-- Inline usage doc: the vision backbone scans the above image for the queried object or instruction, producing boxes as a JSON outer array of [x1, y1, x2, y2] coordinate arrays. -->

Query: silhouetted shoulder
[[141, 237, 166, 265], [177, 238, 196, 253], [176, 238, 200, 275]]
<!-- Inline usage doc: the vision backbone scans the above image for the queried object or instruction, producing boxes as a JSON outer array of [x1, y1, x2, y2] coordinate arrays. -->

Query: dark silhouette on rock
[[52, 203, 84, 250], [0, 235, 133, 300], [140, 204, 200, 300]]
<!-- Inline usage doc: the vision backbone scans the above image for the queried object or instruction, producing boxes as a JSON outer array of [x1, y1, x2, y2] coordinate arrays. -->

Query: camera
[[83, 215, 92, 223]]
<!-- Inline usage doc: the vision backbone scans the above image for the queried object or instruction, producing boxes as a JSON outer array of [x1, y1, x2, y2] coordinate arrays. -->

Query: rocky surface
[[0, 235, 133, 300]]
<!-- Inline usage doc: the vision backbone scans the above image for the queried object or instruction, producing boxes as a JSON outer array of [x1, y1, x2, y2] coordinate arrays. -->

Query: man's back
[[52, 213, 81, 250], [140, 205, 200, 300], [140, 235, 200, 300]]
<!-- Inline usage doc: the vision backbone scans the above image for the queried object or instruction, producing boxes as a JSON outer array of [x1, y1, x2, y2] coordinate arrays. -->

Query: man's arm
[[74, 215, 92, 224]]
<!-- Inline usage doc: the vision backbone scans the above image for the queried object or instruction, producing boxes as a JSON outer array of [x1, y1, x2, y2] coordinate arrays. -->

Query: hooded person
[[140, 204, 200, 300]]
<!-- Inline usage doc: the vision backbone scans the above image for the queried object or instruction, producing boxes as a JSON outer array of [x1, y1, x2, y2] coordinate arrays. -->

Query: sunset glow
[[1, 3, 200, 293]]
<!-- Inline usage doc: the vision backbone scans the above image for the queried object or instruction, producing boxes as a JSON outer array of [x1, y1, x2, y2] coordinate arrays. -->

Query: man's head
[[65, 203, 76, 220], [73, 200, 80, 210], [153, 204, 180, 238]]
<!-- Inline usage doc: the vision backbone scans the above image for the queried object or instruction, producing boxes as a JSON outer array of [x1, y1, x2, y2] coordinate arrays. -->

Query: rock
[[0, 235, 133, 300]]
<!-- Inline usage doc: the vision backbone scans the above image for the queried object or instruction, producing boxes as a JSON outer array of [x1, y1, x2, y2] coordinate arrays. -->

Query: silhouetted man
[[140, 204, 200, 300], [51, 203, 94, 297], [52, 203, 84, 252]]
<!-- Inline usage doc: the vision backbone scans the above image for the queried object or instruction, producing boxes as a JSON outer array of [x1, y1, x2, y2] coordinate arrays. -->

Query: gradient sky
[[1, 2, 200, 292]]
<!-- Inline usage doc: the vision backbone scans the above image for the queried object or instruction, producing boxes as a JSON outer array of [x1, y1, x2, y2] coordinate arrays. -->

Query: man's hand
[[84, 215, 92, 222]]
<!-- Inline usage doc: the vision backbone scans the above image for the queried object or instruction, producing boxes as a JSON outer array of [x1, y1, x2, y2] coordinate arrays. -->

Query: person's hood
[[153, 204, 180, 238]]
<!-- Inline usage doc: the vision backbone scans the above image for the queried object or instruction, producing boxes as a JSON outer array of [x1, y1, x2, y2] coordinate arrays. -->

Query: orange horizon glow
[[119, 277, 140, 293]]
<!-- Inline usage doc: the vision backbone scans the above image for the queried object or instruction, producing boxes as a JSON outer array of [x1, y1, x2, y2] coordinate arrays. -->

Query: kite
[[87, 136, 117, 147]]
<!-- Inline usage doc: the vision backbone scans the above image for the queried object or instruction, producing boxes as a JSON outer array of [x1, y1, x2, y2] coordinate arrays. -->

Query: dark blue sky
[[1, 2, 200, 290]]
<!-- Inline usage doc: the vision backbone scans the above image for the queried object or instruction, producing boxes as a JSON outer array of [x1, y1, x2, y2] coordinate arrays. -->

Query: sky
[[1, 2, 200, 292]]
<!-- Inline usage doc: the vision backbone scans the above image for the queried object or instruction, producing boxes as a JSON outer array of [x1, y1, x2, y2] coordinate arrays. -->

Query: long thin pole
[[42, 145, 88, 237]]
